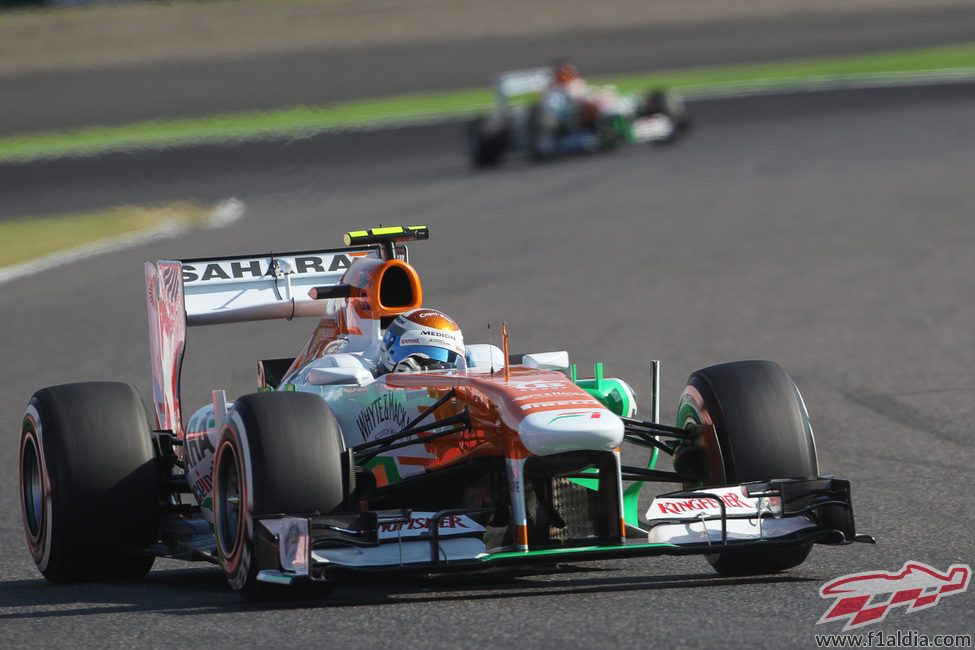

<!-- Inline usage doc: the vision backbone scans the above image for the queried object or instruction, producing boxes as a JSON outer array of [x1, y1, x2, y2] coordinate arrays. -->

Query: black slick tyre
[[642, 90, 691, 143], [212, 391, 346, 600], [467, 116, 507, 168], [677, 360, 818, 576], [20, 382, 159, 582]]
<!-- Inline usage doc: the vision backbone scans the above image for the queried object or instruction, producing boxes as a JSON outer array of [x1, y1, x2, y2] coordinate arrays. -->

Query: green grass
[[1, 42, 974, 164], [0, 92, 497, 163], [600, 41, 975, 93], [0, 202, 216, 267]]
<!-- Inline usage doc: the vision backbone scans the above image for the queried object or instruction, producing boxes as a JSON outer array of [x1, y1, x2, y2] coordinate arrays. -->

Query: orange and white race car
[[19, 226, 871, 599]]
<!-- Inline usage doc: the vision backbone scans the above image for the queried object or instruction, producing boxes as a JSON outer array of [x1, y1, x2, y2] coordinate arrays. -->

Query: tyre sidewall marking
[[214, 438, 243, 562], [677, 384, 712, 428], [21, 405, 53, 571], [678, 382, 724, 473], [215, 410, 255, 588], [678, 382, 725, 565]]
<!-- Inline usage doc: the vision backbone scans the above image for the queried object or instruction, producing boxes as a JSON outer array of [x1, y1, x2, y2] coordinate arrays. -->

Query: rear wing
[[495, 66, 552, 106], [178, 247, 384, 326], [144, 226, 428, 435]]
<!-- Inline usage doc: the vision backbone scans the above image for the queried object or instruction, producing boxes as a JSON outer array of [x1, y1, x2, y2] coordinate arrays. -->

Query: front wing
[[252, 477, 872, 585]]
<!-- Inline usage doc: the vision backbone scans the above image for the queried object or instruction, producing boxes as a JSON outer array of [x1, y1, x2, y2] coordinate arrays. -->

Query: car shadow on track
[[0, 563, 817, 619], [0, 567, 235, 620], [320, 567, 818, 609]]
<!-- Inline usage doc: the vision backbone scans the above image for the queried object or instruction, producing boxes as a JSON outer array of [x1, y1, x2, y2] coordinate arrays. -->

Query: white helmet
[[379, 308, 465, 373]]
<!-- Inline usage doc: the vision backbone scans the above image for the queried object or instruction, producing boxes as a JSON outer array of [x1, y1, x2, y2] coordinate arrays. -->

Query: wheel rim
[[20, 432, 44, 543], [215, 441, 243, 559]]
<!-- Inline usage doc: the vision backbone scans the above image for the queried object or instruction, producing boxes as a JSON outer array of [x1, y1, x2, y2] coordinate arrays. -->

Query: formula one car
[[19, 226, 871, 599], [466, 64, 690, 167]]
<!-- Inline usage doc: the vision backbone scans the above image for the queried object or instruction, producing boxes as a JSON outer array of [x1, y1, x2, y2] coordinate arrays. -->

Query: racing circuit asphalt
[[2, 11, 975, 650]]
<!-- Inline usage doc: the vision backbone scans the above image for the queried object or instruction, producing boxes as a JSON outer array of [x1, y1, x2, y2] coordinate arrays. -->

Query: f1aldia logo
[[818, 561, 970, 631]]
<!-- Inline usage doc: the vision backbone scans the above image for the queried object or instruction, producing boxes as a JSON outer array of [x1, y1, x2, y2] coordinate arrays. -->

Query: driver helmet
[[553, 60, 579, 85], [379, 308, 465, 373]]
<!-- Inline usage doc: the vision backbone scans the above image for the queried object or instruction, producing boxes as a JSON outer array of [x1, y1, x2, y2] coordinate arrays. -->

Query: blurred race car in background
[[467, 61, 691, 167], [20, 226, 871, 600]]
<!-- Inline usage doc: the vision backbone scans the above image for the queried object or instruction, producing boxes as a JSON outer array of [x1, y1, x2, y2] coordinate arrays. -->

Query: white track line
[[0, 197, 245, 286]]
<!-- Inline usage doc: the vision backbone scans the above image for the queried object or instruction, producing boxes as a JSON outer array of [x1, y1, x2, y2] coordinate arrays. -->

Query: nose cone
[[518, 408, 623, 456]]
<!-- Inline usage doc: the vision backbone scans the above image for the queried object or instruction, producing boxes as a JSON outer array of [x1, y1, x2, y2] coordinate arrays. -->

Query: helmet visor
[[398, 344, 461, 366]]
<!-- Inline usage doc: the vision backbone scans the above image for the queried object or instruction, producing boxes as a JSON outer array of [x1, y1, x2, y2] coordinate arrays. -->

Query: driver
[[551, 60, 587, 98], [378, 308, 466, 373], [542, 59, 598, 133]]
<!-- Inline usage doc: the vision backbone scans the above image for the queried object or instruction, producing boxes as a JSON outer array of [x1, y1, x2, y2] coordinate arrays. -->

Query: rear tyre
[[677, 361, 818, 576], [466, 116, 508, 168], [642, 90, 691, 143], [20, 382, 159, 582], [212, 391, 346, 600]]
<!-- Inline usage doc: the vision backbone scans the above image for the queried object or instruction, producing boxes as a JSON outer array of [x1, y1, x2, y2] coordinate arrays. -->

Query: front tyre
[[212, 391, 346, 600], [677, 360, 818, 576], [20, 382, 159, 582]]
